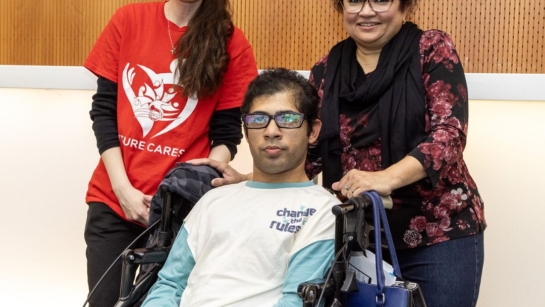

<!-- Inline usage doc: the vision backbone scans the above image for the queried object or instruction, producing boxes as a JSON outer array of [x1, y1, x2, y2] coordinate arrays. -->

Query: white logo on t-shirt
[[121, 60, 198, 138], [269, 206, 317, 233]]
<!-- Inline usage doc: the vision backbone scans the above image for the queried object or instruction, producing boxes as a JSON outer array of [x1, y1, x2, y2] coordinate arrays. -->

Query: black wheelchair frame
[[298, 194, 392, 307], [115, 190, 192, 307]]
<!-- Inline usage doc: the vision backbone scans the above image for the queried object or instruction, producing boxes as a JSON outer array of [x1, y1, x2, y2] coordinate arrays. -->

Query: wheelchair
[[87, 164, 395, 307], [115, 195, 393, 307]]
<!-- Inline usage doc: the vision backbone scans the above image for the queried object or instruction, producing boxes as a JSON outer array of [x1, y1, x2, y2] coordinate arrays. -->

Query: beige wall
[[463, 99, 545, 306], [1, 88, 544, 306]]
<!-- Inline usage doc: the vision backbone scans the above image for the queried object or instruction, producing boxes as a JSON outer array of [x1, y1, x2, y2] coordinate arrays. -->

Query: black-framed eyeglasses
[[242, 112, 306, 129], [340, 0, 393, 14]]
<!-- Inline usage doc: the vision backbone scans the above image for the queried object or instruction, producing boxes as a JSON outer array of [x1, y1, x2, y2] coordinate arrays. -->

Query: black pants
[[84, 202, 147, 307]]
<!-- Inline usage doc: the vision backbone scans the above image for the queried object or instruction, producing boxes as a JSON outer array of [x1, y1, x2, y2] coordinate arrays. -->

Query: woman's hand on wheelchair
[[333, 169, 394, 199]]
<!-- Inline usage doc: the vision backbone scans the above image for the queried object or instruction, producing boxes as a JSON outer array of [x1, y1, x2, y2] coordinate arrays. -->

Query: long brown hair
[[175, 0, 234, 99]]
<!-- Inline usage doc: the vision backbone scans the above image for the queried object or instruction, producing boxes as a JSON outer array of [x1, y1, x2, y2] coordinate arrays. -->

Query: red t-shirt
[[84, 2, 257, 220]]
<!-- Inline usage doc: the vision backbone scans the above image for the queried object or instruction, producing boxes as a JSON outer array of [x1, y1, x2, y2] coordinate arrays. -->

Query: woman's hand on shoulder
[[187, 158, 250, 187]]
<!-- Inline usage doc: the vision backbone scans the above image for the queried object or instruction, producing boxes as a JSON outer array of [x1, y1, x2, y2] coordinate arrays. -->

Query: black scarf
[[319, 22, 426, 189]]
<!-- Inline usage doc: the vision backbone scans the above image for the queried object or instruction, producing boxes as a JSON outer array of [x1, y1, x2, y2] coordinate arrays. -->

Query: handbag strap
[[363, 191, 403, 297]]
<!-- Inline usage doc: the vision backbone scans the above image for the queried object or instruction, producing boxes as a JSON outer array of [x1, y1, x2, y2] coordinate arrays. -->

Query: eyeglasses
[[340, 0, 393, 14], [242, 112, 306, 129]]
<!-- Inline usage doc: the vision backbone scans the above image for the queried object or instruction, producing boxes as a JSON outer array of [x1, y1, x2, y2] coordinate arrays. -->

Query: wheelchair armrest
[[133, 247, 169, 264], [115, 263, 162, 307], [117, 247, 170, 306], [297, 278, 336, 307]]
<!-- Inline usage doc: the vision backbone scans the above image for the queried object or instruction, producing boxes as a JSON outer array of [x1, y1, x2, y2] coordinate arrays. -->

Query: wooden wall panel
[[0, 0, 152, 67], [412, 1, 544, 73], [232, 0, 346, 70], [0, 0, 543, 73]]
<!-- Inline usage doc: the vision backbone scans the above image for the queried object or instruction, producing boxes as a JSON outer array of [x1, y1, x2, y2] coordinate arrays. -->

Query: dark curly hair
[[174, 0, 233, 99], [241, 68, 319, 136]]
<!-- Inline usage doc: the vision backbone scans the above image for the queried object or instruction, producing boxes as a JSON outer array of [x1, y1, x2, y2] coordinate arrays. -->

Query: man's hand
[[187, 158, 250, 187]]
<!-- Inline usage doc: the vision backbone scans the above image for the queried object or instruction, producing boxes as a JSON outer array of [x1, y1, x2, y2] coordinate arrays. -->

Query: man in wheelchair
[[141, 68, 340, 306]]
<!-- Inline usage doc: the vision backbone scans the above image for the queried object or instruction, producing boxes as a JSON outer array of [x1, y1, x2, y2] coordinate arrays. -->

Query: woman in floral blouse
[[305, 0, 486, 306], [190, 0, 486, 306]]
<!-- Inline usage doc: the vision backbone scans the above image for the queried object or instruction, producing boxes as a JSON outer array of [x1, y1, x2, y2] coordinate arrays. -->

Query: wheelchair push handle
[[331, 194, 392, 216]]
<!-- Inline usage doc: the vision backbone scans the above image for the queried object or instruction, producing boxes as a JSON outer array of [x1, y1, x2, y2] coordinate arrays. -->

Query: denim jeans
[[395, 233, 485, 307]]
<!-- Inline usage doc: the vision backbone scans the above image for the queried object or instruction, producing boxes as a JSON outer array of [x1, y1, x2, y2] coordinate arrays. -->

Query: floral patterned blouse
[[306, 30, 487, 249]]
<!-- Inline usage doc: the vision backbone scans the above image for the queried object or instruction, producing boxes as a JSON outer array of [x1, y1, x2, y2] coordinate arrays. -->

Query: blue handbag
[[346, 191, 427, 307]]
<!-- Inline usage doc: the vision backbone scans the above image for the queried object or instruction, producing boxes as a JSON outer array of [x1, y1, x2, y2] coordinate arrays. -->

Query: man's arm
[[273, 240, 334, 307], [142, 227, 195, 307]]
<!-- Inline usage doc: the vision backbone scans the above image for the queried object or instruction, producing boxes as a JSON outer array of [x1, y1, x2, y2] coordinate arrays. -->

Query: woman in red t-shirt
[[83, 1, 257, 305]]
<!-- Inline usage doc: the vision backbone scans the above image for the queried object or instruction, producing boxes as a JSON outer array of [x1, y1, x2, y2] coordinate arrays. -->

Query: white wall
[[1, 81, 545, 306], [463, 100, 545, 306], [0, 89, 97, 305]]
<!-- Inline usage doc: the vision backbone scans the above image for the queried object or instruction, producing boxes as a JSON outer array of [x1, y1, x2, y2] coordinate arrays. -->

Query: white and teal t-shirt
[[142, 181, 339, 307]]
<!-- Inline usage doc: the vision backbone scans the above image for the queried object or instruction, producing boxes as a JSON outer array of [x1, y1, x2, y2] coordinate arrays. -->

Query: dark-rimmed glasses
[[340, 0, 393, 14], [242, 112, 306, 129]]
